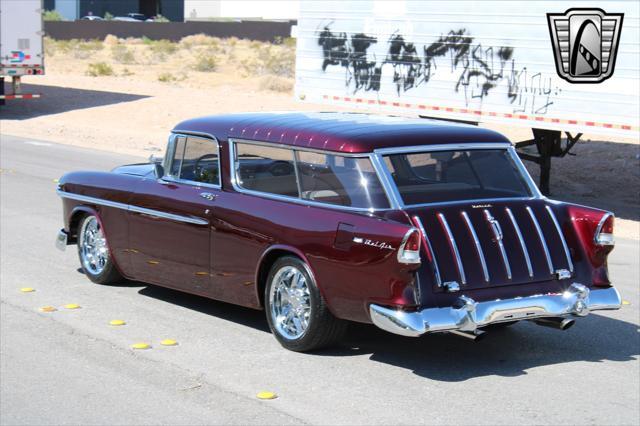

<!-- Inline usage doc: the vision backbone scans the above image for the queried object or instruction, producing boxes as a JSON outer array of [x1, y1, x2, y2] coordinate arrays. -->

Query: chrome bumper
[[55, 229, 68, 251], [369, 283, 622, 337]]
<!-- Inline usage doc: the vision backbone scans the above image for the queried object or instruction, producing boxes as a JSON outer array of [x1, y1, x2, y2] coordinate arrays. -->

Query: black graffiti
[[317, 25, 558, 114]]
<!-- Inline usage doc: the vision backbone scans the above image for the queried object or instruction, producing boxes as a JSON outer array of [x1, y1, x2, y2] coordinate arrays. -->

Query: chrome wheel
[[79, 216, 108, 275], [269, 265, 311, 340]]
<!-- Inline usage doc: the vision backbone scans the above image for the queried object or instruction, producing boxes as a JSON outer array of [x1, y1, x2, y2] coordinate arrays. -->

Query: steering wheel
[[268, 161, 294, 177], [194, 153, 218, 182]]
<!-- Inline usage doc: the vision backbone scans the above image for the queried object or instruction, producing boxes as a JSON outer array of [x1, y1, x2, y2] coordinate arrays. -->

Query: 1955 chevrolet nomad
[[56, 112, 621, 351]]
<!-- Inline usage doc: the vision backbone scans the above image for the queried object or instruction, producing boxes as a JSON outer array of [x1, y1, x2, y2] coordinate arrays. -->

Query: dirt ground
[[1, 36, 638, 239]]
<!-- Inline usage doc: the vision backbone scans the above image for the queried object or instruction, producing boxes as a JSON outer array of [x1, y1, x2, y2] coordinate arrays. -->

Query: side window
[[169, 135, 220, 186], [234, 143, 299, 197], [169, 136, 186, 176], [296, 151, 390, 209]]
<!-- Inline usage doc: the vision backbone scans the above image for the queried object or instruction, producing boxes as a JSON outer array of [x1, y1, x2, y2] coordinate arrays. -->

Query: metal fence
[[44, 20, 296, 42]]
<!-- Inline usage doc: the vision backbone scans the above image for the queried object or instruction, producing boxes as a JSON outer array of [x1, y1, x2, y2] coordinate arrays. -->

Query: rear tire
[[265, 256, 347, 352], [77, 214, 123, 285]]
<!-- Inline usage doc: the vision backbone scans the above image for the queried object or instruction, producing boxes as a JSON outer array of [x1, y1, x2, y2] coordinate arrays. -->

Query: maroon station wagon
[[56, 113, 621, 351]]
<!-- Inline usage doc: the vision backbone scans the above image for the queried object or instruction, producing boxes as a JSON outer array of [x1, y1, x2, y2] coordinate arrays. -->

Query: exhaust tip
[[560, 318, 575, 331], [450, 329, 486, 341], [534, 317, 576, 331]]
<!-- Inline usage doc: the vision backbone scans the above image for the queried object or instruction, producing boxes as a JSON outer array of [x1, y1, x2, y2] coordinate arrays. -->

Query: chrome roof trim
[[373, 142, 512, 156]]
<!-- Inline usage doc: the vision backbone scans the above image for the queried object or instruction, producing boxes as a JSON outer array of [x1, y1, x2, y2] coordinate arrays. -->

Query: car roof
[[173, 112, 510, 154]]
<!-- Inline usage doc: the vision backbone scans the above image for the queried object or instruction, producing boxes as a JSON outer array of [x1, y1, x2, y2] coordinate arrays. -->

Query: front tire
[[77, 214, 123, 284], [265, 256, 347, 352]]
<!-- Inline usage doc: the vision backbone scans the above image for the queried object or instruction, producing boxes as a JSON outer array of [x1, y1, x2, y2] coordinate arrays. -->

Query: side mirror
[[154, 163, 164, 179], [148, 153, 163, 164]]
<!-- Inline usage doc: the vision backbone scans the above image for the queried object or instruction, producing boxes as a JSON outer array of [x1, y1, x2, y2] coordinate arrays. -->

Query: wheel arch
[[254, 245, 317, 309], [68, 205, 99, 242]]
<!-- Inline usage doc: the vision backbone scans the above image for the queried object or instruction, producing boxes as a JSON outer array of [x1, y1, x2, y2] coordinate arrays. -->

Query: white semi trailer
[[0, 0, 44, 104], [295, 0, 640, 194]]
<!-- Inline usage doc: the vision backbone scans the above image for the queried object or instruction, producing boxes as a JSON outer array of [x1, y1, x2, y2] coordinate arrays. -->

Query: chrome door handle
[[200, 192, 217, 201]]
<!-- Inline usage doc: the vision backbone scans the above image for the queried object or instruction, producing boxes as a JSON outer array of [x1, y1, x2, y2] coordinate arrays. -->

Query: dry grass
[[85, 62, 114, 77], [259, 75, 294, 92], [42, 35, 295, 92]]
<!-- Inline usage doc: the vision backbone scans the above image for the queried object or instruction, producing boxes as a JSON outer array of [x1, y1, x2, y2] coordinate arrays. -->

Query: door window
[[169, 135, 220, 186]]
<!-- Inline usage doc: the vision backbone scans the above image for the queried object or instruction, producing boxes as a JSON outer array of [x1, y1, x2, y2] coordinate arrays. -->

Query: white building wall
[[185, 0, 298, 20]]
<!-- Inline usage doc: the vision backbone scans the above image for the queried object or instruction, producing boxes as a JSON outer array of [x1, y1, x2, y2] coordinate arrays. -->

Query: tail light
[[568, 206, 615, 286], [595, 213, 615, 246], [397, 228, 421, 264]]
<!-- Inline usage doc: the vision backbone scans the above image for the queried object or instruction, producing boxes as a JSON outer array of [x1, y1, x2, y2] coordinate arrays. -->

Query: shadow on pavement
[[0, 83, 149, 120], [135, 282, 638, 382]]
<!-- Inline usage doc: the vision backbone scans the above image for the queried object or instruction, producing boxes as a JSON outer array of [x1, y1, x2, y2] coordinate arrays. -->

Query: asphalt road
[[1, 134, 639, 426]]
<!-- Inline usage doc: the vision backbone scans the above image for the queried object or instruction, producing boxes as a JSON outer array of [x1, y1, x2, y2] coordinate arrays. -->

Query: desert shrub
[[104, 12, 114, 20], [121, 68, 134, 76], [154, 15, 170, 23], [192, 54, 217, 72], [180, 34, 221, 50], [73, 39, 104, 59], [43, 37, 57, 56], [149, 39, 178, 59], [86, 62, 114, 76], [239, 41, 295, 78], [104, 34, 119, 46], [111, 44, 135, 64], [158, 72, 176, 82], [43, 10, 64, 21], [259, 75, 293, 92]]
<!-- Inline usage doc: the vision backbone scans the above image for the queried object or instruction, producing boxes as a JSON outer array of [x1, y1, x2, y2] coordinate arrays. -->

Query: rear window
[[383, 149, 532, 205]]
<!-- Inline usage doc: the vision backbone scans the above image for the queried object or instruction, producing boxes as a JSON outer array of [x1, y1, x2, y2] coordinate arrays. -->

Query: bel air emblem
[[547, 8, 624, 83]]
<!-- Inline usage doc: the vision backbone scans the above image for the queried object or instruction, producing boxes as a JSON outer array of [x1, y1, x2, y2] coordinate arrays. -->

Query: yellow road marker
[[109, 319, 126, 326], [256, 391, 277, 400], [63, 303, 81, 309], [39, 306, 57, 312], [20, 287, 35, 292], [131, 342, 151, 350], [160, 339, 178, 346], [622, 300, 631, 305]]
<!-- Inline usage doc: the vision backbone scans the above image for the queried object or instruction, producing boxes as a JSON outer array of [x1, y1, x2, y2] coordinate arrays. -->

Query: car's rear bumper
[[369, 283, 621, 337]]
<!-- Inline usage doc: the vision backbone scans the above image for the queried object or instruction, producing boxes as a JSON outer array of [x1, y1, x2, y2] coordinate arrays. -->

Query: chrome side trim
[[505, 207, 534, 278], [484, 210, 512, 280], [228, 138, 395, 213], [437, 213, 466, 285], [369, 284, 622, 337], [461, 211, 489, 282], [527, 206, 554, 275], [56, 190, 208, 226], [545, 205, 574, 273], [412, 215, 442, 287]]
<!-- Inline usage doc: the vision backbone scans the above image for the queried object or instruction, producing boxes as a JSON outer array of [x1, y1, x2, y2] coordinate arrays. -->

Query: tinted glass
[[296, 151, 390, 209], [384, 149, 532, 205], [172, 136, 220, 185], [235, 143, 299, 197]]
